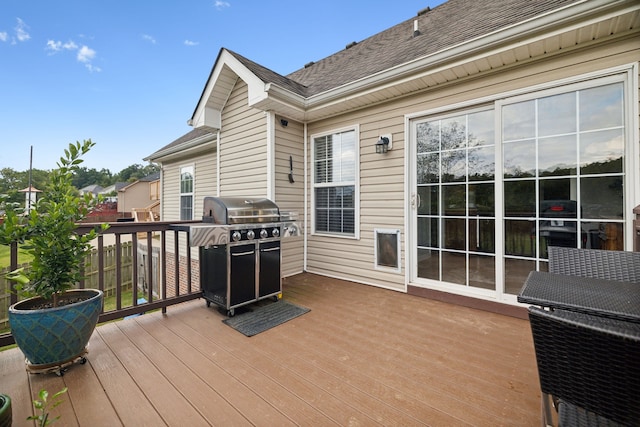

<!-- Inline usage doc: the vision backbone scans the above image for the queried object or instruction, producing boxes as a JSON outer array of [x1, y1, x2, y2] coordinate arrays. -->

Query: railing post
[[9, 241, 18, 305]]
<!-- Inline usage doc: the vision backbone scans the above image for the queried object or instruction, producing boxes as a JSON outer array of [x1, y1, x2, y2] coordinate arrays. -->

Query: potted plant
[[1, 140, 108, 371]]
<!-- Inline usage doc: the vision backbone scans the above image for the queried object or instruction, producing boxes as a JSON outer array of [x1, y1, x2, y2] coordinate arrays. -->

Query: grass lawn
[[0, 244, 33, 269]]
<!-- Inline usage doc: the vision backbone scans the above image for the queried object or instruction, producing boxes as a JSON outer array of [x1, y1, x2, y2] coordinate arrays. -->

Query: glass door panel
[[415, 109, 496, 291]]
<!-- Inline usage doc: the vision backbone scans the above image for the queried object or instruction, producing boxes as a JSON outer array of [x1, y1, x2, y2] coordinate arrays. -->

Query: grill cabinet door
[[229, 244, 256, 306], [259, 241, 281, 297], [200, 246, 227, 307]]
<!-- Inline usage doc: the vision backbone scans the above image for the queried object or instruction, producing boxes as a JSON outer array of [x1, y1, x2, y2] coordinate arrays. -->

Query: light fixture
[[280, 118, 288, 127], [376, 134, 392, 154]]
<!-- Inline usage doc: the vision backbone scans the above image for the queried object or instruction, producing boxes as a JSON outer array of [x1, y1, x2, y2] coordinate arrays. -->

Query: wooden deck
[[1, 273, 541, 426]]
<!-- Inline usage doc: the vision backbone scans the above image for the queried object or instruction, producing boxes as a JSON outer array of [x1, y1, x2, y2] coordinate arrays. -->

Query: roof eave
[[144, 134, 217, 163]]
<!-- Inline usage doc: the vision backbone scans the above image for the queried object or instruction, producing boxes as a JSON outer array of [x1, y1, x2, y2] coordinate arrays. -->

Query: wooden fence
[[0, 242, 134, 333]]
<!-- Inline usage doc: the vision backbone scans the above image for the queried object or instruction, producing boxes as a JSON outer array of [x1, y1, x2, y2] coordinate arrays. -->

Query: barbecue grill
[[189, 197, 296, 316]]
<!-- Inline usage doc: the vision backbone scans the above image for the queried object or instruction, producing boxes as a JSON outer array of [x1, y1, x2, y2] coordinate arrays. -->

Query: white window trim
[[180, 164, 195, 221], [310, 125, 360, 239]]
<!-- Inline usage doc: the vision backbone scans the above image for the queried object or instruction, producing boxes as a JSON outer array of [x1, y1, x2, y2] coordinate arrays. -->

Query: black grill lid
[[202, 197, 280, 224]]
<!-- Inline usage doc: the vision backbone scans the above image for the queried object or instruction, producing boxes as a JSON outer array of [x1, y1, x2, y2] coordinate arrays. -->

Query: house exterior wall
[[161, 150, 217, 258], [274, 115, 305, 277], [219, 80, 268, 196], [118, 182, 153, 213], [304, 32, 640, 293]]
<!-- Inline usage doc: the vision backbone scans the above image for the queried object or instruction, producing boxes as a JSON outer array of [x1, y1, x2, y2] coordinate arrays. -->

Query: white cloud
[[84, 63, 102, 73], [184, 40, 198, 46], [15, 18, 30, 42], [215, 1, 230, 10], [142, 34, 156, 44], [45, 39, 100, 72], [77, 45, 96, 63], [0, 32, 7, 42], [46, 39, 78, 53]]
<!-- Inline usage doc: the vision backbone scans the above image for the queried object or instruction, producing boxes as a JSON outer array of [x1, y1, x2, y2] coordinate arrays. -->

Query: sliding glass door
[[410, 76, 628, 300]]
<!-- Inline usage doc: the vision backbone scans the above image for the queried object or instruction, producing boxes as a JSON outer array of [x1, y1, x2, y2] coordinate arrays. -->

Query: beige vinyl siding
[[161, 151, 217, 259], [161, 162, 181, 222], [220, 80, 268, 197], [118, 182, 155, 213], [274, 115, 304, 277], [307, 109, 406, 291], [304, 32, 640, 292]]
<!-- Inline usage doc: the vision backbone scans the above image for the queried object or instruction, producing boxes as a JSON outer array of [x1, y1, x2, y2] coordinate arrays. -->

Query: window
[[313, 128, 358, 236], [180, 166, 194, 220]]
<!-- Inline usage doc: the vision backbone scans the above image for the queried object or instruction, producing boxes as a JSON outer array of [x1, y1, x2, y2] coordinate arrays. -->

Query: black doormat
[[222, 300, 310, 337]]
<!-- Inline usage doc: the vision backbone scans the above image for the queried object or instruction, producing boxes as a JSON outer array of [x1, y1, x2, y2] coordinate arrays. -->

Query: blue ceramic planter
[[9, 289, 103, 367]]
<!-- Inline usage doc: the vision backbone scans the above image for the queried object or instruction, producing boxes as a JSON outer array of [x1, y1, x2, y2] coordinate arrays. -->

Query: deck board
[[1, 273, 541, 426]]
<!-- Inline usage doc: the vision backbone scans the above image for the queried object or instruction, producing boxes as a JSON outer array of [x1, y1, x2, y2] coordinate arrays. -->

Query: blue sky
[[1, 0, 444, 173]]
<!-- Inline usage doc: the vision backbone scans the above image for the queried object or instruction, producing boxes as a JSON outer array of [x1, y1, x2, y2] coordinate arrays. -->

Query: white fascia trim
[[263, 83, 306, 110], [266, 111, 275, 200], [192, 49, 267, 124]]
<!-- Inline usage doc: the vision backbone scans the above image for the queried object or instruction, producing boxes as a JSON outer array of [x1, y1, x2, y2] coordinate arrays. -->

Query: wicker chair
[[528, 307, 640, 426], [547, 246, 640, 283]]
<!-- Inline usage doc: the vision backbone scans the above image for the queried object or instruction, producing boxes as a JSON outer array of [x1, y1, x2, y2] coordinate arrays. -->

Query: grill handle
[[261, 247, 280, 253], [231, 250, 255, 257]]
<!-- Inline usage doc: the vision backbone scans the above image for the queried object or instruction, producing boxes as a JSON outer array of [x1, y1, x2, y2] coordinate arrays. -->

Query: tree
[[114, 163, 159, 183], [0, 167, 50, 205], [72, 167, 113, 189]]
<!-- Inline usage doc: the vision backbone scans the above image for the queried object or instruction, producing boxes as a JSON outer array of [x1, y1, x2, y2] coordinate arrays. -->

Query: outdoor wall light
[[376, 134, 392, 154]]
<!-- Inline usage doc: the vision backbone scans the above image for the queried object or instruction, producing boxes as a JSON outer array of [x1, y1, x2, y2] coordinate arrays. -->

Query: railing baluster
[[161, 230, 167, 315], [98, 235, 104, 294], [132, 233, 138, 307], [9, 242, 18, 306], [115, 233, 122, 311], [174, 230, 180, 297], [186, 234, 192, 294], [147, 233, 153, 304]]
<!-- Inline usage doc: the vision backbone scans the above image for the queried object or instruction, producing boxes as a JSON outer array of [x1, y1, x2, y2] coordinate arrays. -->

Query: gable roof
[[79, 184, 103, 195], [188, 0, 637, 126]]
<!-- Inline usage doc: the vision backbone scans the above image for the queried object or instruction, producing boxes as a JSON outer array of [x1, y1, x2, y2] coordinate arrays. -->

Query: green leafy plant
[[1, 140, 109, 306], [27, 387, 68, 427]]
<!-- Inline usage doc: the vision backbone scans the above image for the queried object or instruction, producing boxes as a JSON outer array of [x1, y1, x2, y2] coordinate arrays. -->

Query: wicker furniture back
[[548, 246, 640, 283], [528, 307, 640, 426]]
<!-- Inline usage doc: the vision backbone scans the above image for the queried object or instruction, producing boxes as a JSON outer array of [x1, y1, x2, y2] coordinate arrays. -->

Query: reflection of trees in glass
[[504, 140, 536, 178], [580, 158, 623, 175], [417, 119, 494, 183], [416, 123, 440, 152]]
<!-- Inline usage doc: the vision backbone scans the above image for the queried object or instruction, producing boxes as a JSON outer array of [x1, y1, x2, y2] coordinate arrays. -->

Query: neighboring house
[[145, 0, 640, 312], [117, 173, 160, 216], [100, 182, 128, 203], [79, 184, 103, 196]]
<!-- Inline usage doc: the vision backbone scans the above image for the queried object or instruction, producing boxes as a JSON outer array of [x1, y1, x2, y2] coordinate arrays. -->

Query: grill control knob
[[232, 231, 241, 242], [272, 228, 280, 238], [247, 230, 255, 240], [260, 229, 268, 239]]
